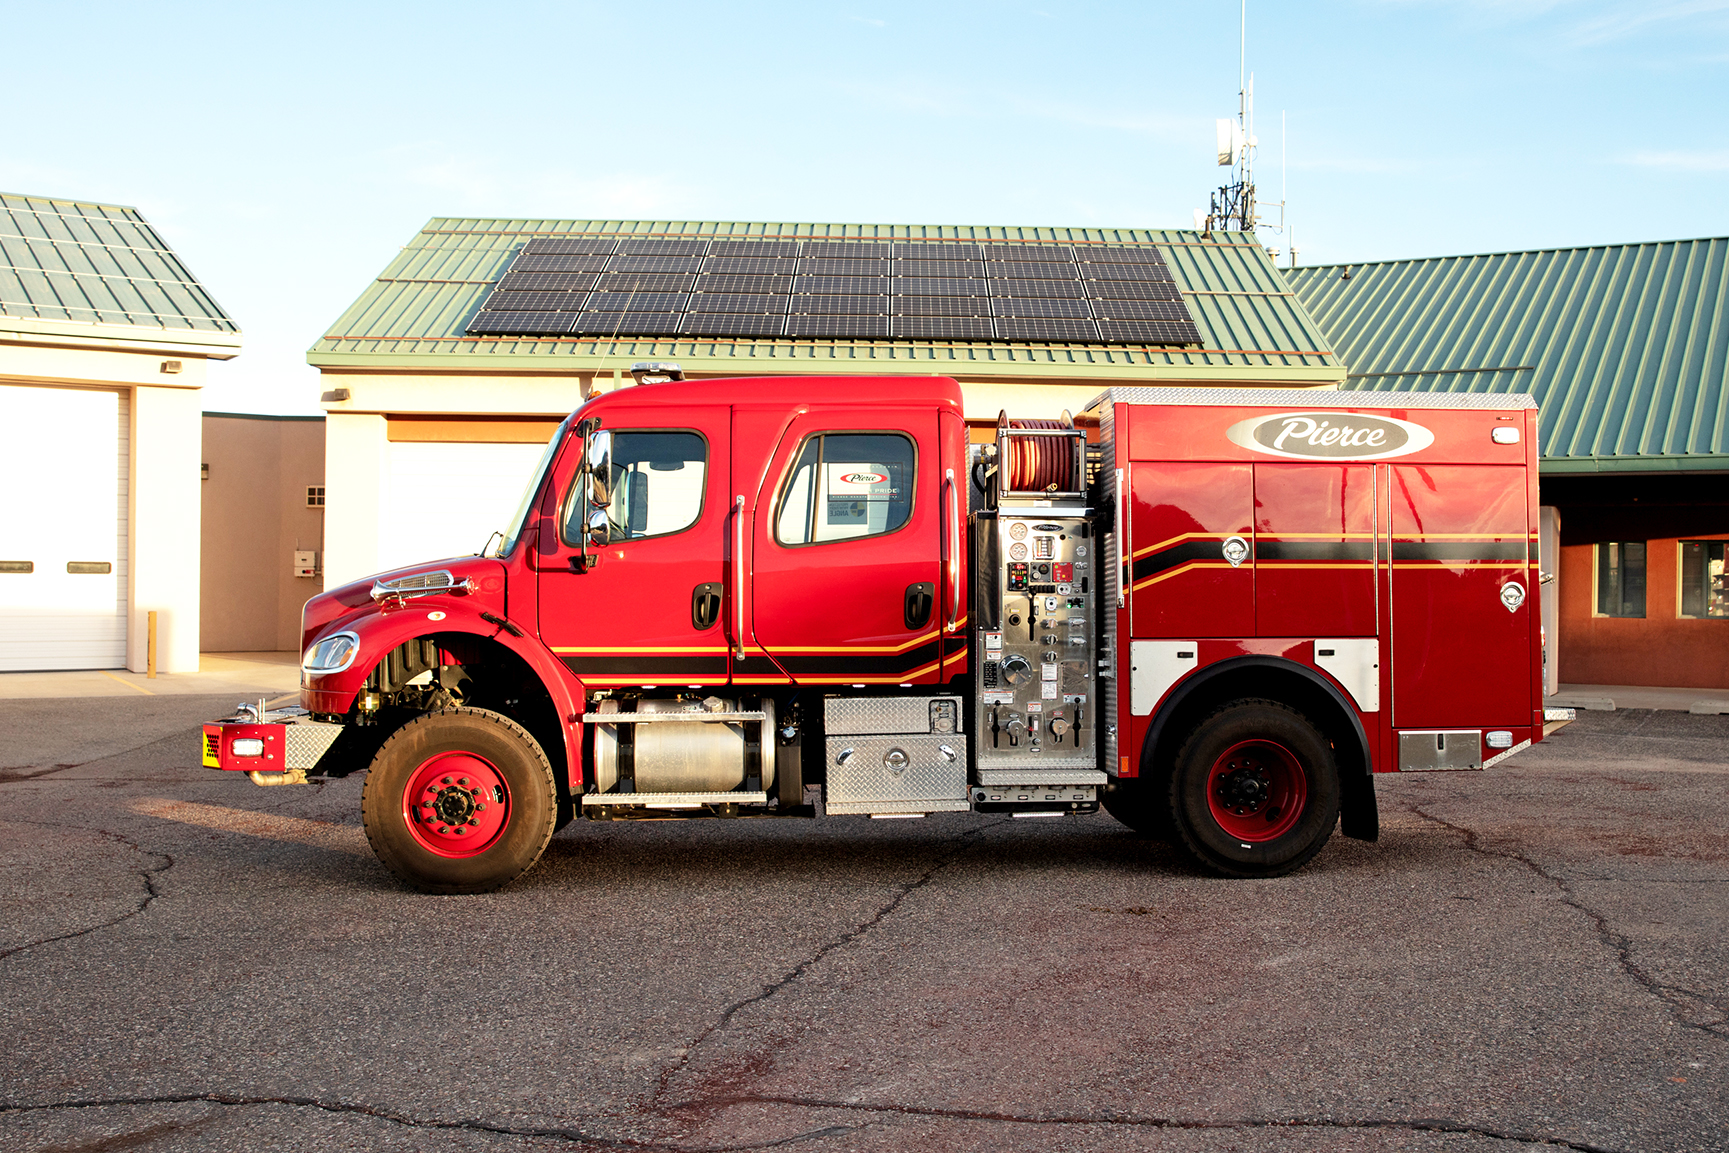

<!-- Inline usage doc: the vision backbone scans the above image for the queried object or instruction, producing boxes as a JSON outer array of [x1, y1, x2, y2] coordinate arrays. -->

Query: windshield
[[488, 417, 572, 558]]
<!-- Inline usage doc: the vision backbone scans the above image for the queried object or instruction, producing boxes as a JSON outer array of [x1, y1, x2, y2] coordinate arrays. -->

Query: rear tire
[[1167, 699, 1340, 878], [361, 708, 557, 893]]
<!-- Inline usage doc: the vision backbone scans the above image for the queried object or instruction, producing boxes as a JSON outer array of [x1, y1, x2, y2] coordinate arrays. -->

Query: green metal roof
[[1287, 238, 1729, 474], [309, 218, 1341, 383], [0, 191, 240, 350]]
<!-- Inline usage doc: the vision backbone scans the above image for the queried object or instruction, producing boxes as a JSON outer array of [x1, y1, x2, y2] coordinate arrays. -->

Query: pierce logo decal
[[841, 472, 887, 485], [1224, 411, 1435, 460]]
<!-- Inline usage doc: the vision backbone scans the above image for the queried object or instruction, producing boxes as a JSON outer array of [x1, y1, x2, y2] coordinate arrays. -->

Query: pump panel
[[974, 513, 1102, 785]]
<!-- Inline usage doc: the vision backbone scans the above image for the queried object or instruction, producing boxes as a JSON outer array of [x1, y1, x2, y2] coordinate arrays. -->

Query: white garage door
[[0, 385, 128, 671], [378, 441, 547, 575]]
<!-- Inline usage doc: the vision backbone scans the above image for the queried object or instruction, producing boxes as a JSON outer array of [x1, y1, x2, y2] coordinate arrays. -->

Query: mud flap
[[1339, 767, 1379, 841]]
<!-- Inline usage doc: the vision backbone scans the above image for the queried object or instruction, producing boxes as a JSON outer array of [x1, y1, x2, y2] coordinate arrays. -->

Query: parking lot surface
[[1, 696, 1724, 1152]]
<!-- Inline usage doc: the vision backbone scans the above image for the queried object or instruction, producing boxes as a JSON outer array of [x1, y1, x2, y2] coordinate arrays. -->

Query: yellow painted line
[[1257, 532, 1375, 540], [128, 798, 367, 856], [1256, 562, 1373, 570], [769, 630, 939, 654], [1132, 561, 1234, 591], [1134, 531, 1226, 558], [100, 671, 154, 695]]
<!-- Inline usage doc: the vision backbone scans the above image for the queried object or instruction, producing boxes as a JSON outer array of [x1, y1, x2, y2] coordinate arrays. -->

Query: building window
[[1680, 541, 1728, 619], [1595, 542, 1646, 618], [306, 486, 325, 508]]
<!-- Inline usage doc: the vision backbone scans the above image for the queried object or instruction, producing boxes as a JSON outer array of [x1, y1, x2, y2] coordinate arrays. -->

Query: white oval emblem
[[841, 472, 887, 485], [427, 611, 447, 621], [1225, 411, 1435, 460], [1499, 582, 1525, 612]]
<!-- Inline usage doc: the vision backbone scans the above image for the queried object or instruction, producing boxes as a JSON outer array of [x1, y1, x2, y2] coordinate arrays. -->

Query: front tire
[[1167, 699, 1340, 878], [361, 708, 557, 893]]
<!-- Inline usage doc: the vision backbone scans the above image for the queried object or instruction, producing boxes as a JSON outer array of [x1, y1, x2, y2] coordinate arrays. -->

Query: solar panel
[[513, 254, 612, 273], [791, 294, 888, 315], [1077, 246, 1167, 264], [803, 241, 892, 258], [682, 312, 786, 337], [523, 237, 616, 256], [694, 273, 795, 294], [800, 257, 890, 276], [982, 244, 1075, 263], [705, 257, 799, 274], [707, 240, 800, 258], [797, 275, 888, 294], [615, 238, 709, 256], [992, 278, 1090, 299], [1097, 319, 1203, 344], [465, 230, 1199, 348], [785, 314, 889, 338], [483, 290, 591, 312], [894, 294, 992, 317], [585, 293, 689, 313], [895, 242, 982, 260], [497, 272, 598, 292], [1083, 262, 1176, 282], [992, 296, 1093, 319], [593, 273, 697, 293], [687, 293, 785, 314], [891, 315, 993, 340], [895, 259, 984, 278], [1089, 299, 1194, 321], [996, 317, 1101, 342], [571, 312, 684, 335], [1083, 279, 1184, 301], [890, 277, 987, 297], [609, 255, 704, 274], [466, 311, 575, 334], [983, 261, 1077, 280]]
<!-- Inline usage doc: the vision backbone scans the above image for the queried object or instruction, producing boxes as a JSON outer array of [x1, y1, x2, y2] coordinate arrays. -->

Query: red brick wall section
[[1558, 534, 1729, 688]]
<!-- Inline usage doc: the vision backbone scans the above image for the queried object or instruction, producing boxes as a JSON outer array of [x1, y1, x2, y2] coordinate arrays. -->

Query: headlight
[[232, 738, 265, 757], [302, 631, 360, 675]]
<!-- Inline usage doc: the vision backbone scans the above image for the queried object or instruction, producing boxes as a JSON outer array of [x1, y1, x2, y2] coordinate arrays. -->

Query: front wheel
[[361, 708, 557, 893], [1167, 699, 1340, 878]]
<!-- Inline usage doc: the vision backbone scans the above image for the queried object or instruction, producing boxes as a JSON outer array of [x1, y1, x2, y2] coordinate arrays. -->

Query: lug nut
[[475, 803, 486, 812], [459, 777, 470, 785], [437, 825, 448, 833], [467, 819, 478, 826], [442, 776, 452, 784], [454, 827, 466, 835]]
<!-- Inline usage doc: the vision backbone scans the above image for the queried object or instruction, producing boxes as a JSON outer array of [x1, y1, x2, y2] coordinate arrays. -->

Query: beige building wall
[[200, 414, 326, 651]]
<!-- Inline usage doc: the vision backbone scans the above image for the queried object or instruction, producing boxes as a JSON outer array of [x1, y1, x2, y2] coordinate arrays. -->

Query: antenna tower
[[1206, 1, 1256, 233]]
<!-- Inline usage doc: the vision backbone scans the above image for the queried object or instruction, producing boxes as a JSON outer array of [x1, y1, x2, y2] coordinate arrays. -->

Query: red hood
[[300, 556, 509, 652]]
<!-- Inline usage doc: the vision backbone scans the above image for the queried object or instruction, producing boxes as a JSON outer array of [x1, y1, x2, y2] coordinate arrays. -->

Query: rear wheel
[[361, 708, 557, 893], [1167, 699, 1339, 878]]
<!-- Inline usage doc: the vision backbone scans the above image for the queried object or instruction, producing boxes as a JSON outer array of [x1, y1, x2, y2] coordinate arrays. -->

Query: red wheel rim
[[402, 752, 510, 858], [1206, 739, 1307, 843]]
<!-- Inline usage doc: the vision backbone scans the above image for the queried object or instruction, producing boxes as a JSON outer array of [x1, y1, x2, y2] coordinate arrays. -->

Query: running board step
[[581, 711, 767, 724], [582, 791, 768, 808]]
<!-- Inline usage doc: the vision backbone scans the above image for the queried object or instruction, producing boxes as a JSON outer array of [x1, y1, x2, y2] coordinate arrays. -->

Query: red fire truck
[[204, 371, 1546, 893]]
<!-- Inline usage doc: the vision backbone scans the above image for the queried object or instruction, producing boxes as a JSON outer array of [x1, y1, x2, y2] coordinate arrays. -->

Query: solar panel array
[[465, 237, 1202, 345]]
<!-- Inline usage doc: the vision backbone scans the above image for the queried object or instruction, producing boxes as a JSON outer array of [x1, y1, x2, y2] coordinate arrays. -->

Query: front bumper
[[202, 705, 344, 784]]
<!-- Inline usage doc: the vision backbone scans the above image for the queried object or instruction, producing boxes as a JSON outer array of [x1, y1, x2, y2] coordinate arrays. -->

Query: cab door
[[537, 405, 732, 687], [746, 409, 944, 685]]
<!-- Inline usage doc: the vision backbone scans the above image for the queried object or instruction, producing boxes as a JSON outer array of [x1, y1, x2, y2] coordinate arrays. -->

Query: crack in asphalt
[[0, 1093, 858, 1151], [652, 818, 1010, 1105], [0, 822, 173, 963], [663, 1094, 1630, 1152], [1412, 804, 1729, 1037], [0, 1090, 1632, 1152]]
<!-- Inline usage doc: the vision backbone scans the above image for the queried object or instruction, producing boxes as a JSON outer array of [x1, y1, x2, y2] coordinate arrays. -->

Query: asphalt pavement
[[0, 694, 1724, 1153]]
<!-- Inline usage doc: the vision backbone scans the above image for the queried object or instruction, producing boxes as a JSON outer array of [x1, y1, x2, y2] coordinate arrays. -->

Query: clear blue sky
[[10, 1, 1729, 414]]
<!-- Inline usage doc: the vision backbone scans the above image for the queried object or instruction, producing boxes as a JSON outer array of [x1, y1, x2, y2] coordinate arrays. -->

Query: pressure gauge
[[1009, 522, 1028, 541], [1009, 542, 1028, 561]]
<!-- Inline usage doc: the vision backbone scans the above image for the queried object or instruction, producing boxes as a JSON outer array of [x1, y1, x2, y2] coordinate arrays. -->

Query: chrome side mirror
[[587, 430, 613, 509], [585, 509, 611, 549]]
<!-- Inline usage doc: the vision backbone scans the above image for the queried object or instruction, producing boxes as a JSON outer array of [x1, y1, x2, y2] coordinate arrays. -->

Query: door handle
[[692, 582, 723, 630], [904, 582, 935, 630]]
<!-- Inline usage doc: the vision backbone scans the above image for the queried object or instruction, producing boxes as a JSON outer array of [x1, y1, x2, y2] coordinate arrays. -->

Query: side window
[[563, 431, 707, 544], [775, 432, 915, 546]]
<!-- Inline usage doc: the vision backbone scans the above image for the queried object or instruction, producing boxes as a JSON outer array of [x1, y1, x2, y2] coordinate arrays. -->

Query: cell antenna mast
[[1206, 0, 1257, 233]]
